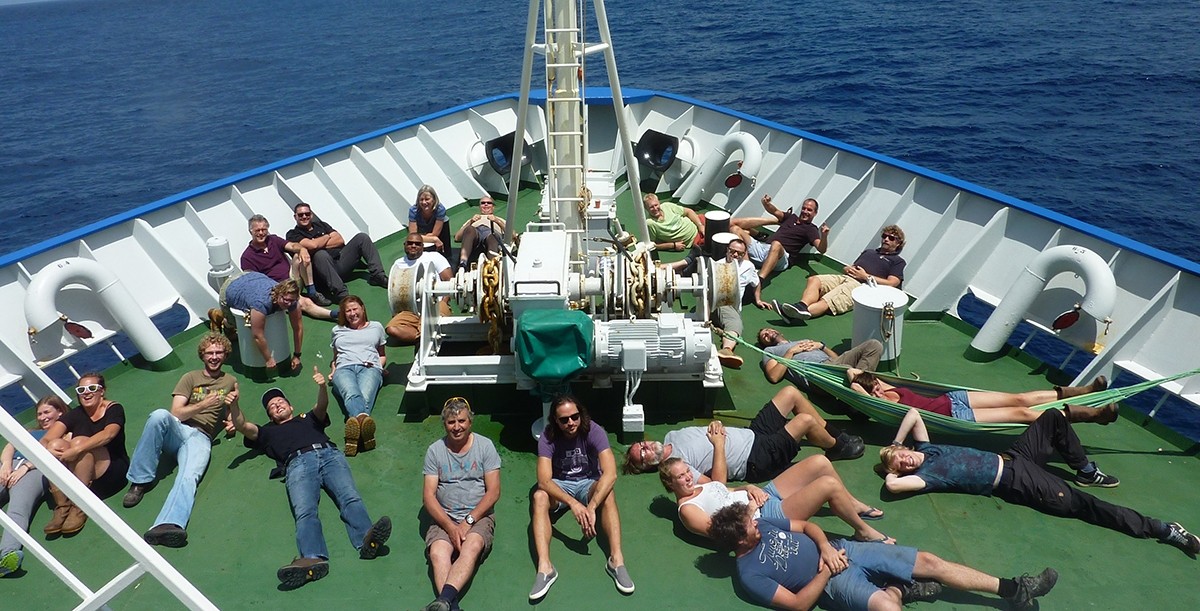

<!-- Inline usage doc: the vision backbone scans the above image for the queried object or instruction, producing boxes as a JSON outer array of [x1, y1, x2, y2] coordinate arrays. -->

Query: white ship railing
[[0, 408, 217, 610]]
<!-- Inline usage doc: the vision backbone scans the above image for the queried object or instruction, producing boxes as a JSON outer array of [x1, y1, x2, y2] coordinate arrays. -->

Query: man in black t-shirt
[[227, 367, 391, 588], [284, 202, 387, 300]]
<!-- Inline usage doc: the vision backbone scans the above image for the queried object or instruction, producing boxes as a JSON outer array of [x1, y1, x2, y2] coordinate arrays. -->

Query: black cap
[[261, 387, 287, 410]]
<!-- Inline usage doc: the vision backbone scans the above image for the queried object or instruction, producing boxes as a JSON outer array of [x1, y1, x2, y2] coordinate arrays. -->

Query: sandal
[[853, 533, 896, 545], [858, 507, 885, 521]]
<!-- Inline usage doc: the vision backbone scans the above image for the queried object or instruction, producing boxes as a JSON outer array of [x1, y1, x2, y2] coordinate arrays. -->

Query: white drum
[[708, 231, 737, 260], [851, 285, 909, 362]]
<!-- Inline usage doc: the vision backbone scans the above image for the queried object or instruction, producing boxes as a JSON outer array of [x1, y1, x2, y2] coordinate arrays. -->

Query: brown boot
[[1056, 375, 1108, 400], [344, 417, 360, 457], [357, 414, 376, 452], [62, 503, 88, 535], [1065, 403, 1119, 425], [44, 485, 71, 536]]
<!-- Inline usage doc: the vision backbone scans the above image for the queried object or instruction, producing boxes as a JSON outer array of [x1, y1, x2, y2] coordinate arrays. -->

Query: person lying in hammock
[[846, 368, 1117, 425], [880, 407, 1200, 556]]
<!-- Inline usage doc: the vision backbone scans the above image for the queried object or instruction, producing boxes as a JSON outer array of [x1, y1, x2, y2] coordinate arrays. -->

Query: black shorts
[[745, 401, 799, 483], [92, 456, 130, 500]]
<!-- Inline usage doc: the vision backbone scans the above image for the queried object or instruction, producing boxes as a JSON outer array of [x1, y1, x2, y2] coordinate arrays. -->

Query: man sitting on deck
[[122, 333, 239, 547], [285, 202, 388, 301], [729, 194, 829, 293], [622, 386, 866, 482], [227, 367, 392, 588], [384, 233, 454, 345], [709, 501, 1058, 610], [645, 193, 705, 253], [241, 214, 332, 306], [775, 225, 907, 322], [880, 407, 1200, 556], [421, 398, 501, 611], [756, 327, 883, 388]]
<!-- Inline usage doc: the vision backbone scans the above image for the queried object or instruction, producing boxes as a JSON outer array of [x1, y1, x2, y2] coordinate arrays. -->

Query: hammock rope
[[714, 326, 1200, 434]]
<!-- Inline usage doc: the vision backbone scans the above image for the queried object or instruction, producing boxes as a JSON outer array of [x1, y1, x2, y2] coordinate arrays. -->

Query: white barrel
[[709, 231, 737, 260], [206, 237, 232, 270], [851, 285, 909, 362]]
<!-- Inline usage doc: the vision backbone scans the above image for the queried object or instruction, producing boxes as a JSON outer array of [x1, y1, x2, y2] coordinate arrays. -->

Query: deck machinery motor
[[390, 186, 739, 433]]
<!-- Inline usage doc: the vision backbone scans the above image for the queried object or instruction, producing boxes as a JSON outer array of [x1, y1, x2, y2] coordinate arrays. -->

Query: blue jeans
[[126, 409, 212, 529], [331, 364, 384, 417], [285, 446, 372, 559]]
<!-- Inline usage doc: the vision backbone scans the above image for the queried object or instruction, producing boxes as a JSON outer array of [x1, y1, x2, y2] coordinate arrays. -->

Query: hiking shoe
[[899, 579, 943, 604], [780, 301, 811, 322], [1161, 522, 1200, 556], [826, 433, 865, 461], [421, 600, 451, 611], [528, 568, 558, 600], [144, 523, 188, 548], [277, 557, 329, 588], [0, 550, 22, 577], [1005, 567, 1058, 609], [309, 291, 333, 307], [344, 417, 361, 457], [122, 483, 152, 508], [360, 516, 392, 559], [606, 560, 635, 594], [358, 414, 377, 452], [717, 348, 744, 369], [368, 272, 389, 288], [1074, 466, 1119, 488]]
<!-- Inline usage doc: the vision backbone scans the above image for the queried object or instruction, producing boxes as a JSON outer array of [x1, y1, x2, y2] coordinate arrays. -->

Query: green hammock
[[723, 330, 1200, 435]]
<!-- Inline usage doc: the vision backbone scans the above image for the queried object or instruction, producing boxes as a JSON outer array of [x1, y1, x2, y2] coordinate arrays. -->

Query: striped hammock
[[728, 332, 1200, 434]]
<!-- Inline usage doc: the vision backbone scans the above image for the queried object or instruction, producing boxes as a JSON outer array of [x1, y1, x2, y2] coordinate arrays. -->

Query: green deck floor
[[4, 190, 1199, 609]]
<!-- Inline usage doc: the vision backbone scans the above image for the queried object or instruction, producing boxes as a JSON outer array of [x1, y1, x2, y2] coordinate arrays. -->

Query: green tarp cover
[[515, 309, 594, 383]]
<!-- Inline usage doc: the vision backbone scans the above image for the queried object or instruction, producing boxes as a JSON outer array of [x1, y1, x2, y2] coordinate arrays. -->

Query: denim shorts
[[748, 239, 789, 272], [758, 482, 789, 530], [824, 539, 919, 611], [551, 477, 596, 511], [947, 390, 976, 422]]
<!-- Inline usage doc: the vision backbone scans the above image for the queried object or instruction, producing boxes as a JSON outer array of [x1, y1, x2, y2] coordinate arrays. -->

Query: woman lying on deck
[[846, 368, 1116, 425], [659, 440, 893, 545]]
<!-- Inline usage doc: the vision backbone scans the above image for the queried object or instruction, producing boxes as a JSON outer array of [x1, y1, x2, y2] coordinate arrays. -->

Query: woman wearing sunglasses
[[39, 373, 130, 536]]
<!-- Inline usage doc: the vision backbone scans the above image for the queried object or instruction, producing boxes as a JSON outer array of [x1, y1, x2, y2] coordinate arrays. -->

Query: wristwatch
[[464, 514, 476, 525]]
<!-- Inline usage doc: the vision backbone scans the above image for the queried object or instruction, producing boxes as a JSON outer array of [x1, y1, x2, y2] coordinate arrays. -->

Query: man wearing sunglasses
[[121, 333, 240, 548], [385, 232, 454, 344], [711, 238, 759, 369], [776, 225, 907, 322], [285, 202, 388, 301], [529, 395, 634, 600]]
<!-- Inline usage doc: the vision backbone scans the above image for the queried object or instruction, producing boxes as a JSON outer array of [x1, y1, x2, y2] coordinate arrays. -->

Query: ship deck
[[5, 190, 1199, 610]]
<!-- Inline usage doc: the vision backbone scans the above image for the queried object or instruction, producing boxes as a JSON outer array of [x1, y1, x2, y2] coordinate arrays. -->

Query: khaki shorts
[[386, 311, 421, 338], [815, 274, 862, 315], [424, 514, 496, 554]]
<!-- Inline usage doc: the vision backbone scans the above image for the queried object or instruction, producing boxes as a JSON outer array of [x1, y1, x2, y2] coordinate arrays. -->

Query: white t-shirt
[[391, 251, 451, 276]]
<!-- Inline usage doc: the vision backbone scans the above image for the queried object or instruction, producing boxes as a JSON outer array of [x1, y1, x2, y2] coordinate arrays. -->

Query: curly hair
[[708, 502, 751, 550], [197, 332, 232, 359]]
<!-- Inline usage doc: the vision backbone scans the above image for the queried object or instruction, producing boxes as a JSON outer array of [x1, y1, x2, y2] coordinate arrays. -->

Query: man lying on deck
[[774, 225, 906, 322], [849, 368, 1117, 425], [623, 386, 865, 483], [227, 368, 392, 588], [881, 407, 1200, 556], [710, 501, 1058, 611], [757, 327, 882, 388]]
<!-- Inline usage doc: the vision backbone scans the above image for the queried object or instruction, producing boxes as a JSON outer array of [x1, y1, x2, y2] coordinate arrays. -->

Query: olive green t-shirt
[[172, 369, 238, 439]]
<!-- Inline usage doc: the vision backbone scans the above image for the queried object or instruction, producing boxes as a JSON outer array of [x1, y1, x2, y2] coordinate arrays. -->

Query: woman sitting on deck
[[408, 184, 450, 256], [40, 373, 130, 536], [0, 395, 68, 575], [329, 295, 387, 457], [660, 454, 892, 545], [847, 368, 1117, 425]]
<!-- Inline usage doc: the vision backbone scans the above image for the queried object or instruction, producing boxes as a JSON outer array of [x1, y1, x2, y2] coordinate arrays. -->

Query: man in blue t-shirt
[[528, 395, 634, 600], [880, 407, 1200, 556], [709, 502, 1057, 610], [227, 367, 391, 588], [776, 225, 907, 322]]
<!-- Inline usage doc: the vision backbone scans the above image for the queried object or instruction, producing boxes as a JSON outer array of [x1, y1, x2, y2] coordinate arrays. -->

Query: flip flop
[[858, 507, 885, 521], [853, 533, 896, 545]]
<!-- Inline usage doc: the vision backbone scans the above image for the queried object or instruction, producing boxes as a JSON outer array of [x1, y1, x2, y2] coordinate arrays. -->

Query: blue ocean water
[[1, 0, 1198, 433]]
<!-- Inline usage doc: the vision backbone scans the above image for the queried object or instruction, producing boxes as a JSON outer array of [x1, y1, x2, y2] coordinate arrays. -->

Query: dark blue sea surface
[[1, 0, 1198, 433]]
